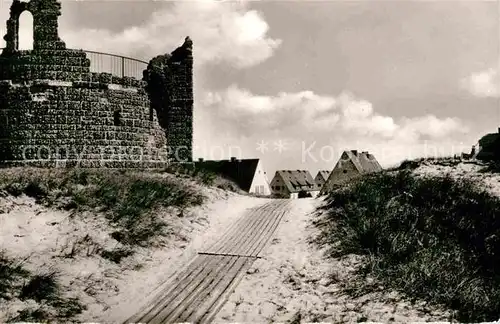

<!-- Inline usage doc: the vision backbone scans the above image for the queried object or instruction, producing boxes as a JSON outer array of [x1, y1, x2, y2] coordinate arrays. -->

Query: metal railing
[[82, 49, 148, 79], [0, 47, 149, 80]]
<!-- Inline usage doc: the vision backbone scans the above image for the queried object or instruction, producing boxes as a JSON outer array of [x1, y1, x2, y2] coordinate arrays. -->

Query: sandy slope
[[0, 187, 268, 322], [413, 161, 500, 198]]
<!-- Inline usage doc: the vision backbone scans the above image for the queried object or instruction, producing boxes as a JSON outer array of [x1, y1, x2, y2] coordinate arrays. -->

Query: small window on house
[[114, 110, 121, 126], [343, 170, 348, 174]]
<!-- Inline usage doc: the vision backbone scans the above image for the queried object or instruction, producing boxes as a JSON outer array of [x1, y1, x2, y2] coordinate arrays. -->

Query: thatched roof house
[[270, 170, 320, 199], [321, 150, 382, 193]]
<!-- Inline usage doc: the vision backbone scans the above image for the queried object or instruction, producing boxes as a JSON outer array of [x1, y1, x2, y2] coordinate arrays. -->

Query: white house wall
[[249, 160, 271, 196], [310, 190, 320, 198]]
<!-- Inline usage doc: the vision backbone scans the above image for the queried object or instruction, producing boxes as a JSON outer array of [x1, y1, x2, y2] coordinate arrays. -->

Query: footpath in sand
[[126, 199, 291, 324], [215, 198, 458, 323]]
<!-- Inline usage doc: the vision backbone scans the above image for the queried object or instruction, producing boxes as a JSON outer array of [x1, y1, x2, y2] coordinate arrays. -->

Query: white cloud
[[203, 85, 466, 142], [337, 93, 399, 138], [201, 85, 341, 134], [56, 1, 281, 69], [399, 115, 465, 141], [462, 66, 500, 97], [197, 85, 469, 172]]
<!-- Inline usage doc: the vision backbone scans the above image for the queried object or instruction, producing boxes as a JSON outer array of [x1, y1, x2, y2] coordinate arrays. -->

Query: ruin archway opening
[[18, 10, 34, 50]]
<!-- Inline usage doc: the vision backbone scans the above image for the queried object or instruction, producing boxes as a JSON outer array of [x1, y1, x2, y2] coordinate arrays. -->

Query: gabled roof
[[275, 170, 320, 193], [194, 158, 260, 192], [315, 170, 330, 182], [342, 150, 382, 174]]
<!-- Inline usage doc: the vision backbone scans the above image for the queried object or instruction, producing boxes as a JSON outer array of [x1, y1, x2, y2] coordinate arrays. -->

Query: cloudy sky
[[0, 0, 498, 177]]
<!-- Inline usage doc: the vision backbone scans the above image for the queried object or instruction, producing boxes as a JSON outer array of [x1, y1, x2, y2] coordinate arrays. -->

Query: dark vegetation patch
[[0, 251, 85, 322], [479, 161, 500, 173], [100, 247, 135, 264], [0, 251, 30, 300], [313, 169, 500, 322], [298, 190, 312, 198], [19, 272, 60, 302], [164, 163, 246, 193]]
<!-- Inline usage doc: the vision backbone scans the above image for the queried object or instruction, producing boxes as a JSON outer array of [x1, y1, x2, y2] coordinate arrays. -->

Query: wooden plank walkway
[[125, 199, 290, 324]]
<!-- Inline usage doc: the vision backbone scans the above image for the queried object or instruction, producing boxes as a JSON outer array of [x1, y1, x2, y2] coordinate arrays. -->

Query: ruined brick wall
[[0, 76, 167, 168], [0, 0, 194, 168], [3, 0, 66, 53], [144, 37, 194, 164], [166, 37, 193, 164]]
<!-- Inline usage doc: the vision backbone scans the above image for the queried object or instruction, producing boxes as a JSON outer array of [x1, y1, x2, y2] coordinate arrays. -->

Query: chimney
[[351, 150, 358, 156], [198, 158, 204, 162], [230, 157, 237, 162]]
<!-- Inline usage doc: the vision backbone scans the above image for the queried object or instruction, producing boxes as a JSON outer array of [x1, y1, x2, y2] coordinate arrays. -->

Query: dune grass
[[314, 169, 500, 322], [0, 167, 209, 321], [165, 163, 246, 193], [389, 156, 466, 172], [0, 251, 86, 322], [0, 167, 205, 247]]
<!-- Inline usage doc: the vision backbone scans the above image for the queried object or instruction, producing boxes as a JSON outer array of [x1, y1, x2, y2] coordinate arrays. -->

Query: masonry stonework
[[143, 37, 193, 164], [0, 0, 193, 168]]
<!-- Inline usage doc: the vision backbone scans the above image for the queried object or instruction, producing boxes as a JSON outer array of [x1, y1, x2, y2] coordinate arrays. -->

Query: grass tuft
[[100, 248, 135, 263], [0, 252, 85, 322], [0, 251, 30, 300], [8, 307, 52, 322], [314, 169, 500, 322], [19, 271, 59, 303]]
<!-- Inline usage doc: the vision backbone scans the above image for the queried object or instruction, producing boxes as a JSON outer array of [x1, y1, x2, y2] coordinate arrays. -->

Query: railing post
[[121, 56, 124, 78]]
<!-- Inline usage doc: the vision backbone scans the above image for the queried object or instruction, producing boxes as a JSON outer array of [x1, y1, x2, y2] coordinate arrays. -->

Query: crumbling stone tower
[[3, 0, 66, 53], [144, 37, 194, 164], [0, 0, 194, 167]]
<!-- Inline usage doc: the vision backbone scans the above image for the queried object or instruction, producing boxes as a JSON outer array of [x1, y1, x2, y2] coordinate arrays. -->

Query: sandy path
[[126, 199, 291, 324]]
